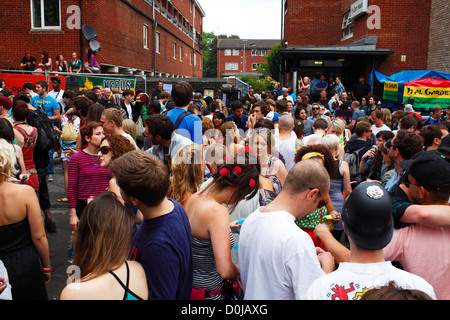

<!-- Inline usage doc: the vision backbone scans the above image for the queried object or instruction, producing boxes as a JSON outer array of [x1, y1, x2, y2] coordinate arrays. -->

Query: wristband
[[42, 266, 52, 273]]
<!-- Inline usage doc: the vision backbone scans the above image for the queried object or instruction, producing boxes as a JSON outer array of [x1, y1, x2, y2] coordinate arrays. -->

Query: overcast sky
[[199, 0, 282, 40]]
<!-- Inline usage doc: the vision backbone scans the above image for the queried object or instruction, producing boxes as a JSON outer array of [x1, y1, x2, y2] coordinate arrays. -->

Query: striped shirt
[[192, 230, 235, 300], [67, 150, 110, 208]]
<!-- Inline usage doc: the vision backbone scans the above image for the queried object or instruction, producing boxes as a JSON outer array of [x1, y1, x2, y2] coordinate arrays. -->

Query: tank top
[[13, 125, 37, 170], [108, 261, 144, 300]]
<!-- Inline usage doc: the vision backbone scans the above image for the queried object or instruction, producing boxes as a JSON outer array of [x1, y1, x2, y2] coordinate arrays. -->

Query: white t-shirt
[[306, 261, 437, 300], [124, 102, 133, 120], [48, 89, 64, 103], [239, 209, 326, 300], [371, 124, 391, 136], [275, 135, 297, 172]]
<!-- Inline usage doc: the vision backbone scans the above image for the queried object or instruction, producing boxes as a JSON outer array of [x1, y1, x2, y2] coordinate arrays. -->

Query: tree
[[202, 32, 240, 78], [259, 43, 281, 82]]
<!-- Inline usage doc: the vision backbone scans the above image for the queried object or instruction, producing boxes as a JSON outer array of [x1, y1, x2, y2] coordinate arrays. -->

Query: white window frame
[[225, 63, 238, 71], [224, 49, 231, 56], [143, 24, 149, 49], [342, 10, 354, 40], [173, 42, 176, 59], [156, 31, 160, 54], [232, 49, 240, 56], [251, 49, 258, 56], [31, 0, 62, 30], [252, 63, 261, 71], [180, 46, 183, 61], [260, 50, 266, 56]]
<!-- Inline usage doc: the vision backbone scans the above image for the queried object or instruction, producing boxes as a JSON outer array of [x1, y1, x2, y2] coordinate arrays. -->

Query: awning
[[273, 36, 394, 68]]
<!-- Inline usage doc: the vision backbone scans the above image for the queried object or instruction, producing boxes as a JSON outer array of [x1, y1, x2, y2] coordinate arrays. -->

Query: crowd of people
[[0, 74, 449, 301]]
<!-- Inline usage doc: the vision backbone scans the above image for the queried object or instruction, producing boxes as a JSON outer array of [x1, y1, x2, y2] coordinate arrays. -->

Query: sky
[[199, 0, 282, 40]]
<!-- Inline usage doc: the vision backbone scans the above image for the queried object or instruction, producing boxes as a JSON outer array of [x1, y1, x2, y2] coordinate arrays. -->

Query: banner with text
[[0, 73, 66, 96], [403, 78, 450, 108], [78, 76, 136, 93], [383, 81, 399, 101]]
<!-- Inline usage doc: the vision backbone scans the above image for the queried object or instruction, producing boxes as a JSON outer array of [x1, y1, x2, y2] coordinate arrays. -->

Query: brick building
[[275, 0, 449, 95], [0, 0, 205, 78], [217, 39, 279, 78]]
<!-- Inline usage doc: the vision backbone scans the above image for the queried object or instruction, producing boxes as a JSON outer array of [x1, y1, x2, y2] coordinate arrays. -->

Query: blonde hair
[[381, 108, 392, 127], [0, 139, 17, 181], [321, 134, 340, 151], [122, 119, 137, 141], [168, 144, 204, 207], [73, 192, 135, 280], [329, 118, 346, 135]]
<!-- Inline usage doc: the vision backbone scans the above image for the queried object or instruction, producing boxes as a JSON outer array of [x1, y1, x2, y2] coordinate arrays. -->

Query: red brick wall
[[0, 0, 203, 77], [283, 0, 432, 76], [217, 48, 270, 77]]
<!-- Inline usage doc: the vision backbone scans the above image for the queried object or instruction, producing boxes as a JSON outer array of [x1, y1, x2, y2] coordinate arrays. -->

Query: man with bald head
[[239, 160, 335, 300], [275, 114, 302, 171]]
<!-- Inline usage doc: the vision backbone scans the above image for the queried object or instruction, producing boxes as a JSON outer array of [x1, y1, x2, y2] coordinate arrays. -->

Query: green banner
[[78, 76, 136, 92], [383, 81, 398, 101]]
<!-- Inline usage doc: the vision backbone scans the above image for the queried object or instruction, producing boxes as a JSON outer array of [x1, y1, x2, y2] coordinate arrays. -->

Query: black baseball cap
[[400, 151, 450, 191], [438, 135, 450, 153], [50, 77, 62, 84]]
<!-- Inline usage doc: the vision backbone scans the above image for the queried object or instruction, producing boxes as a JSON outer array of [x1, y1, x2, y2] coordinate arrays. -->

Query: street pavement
[[43, 157, 73, 300]]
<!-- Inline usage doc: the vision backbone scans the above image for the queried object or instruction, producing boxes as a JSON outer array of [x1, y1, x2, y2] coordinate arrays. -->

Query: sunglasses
[[403, 173, 421, 189], [312, 107, 320, 110], [309, 188, 327, 208], [99, 145, 111, 155], [385, 141, 397, 150]]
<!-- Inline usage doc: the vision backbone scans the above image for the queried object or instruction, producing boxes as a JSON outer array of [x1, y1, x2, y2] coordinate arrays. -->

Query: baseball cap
[[438, 135, 450, 153], [400, 151, 450, 191], [50, 77, 62, 84], [0, 96, 12, 110]]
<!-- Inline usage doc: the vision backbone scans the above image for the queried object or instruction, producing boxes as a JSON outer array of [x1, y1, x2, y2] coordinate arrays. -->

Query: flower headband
[[301, 152, 324, 161], [219, 166, 243, 176]]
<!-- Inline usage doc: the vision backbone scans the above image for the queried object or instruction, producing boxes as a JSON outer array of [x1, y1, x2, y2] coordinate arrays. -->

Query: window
[[143, 25, 149, 49], [233, 49, 240, 56], [342, 10, 354, 39], [180, 46, 183, 61], [252, 63, 261, 71], [156, 32, 160, 54], [173, 42, 176, 59], [260, 50, 267, 56], [251, 50, 258, 56], [225, 63, 238, 71], [224, 49, 231, 56], [31, 0, 61, 29]]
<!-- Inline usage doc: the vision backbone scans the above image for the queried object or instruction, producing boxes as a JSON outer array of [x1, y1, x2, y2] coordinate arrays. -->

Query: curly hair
[[295, 144, 337, 177], [103, 134, 135, 161]]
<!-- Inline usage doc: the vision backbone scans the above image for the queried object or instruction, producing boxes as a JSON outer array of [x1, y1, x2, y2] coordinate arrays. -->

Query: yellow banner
[[404, 86, 450, 99], [384, 81, 398, 91]]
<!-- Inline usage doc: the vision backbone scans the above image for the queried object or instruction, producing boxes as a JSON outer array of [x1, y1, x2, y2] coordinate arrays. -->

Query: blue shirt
[[226, 114, 249, 133], [351, 109, 366, 121], [128, 198, 193, 300], [166, 107, 203, 144], [30, 94, 59, 118]]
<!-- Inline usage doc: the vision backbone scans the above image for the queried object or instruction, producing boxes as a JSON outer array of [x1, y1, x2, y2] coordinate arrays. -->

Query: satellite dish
[[82, 25, 97, 41], [89, 40, 101, 53], [82, 25, 101, 53]]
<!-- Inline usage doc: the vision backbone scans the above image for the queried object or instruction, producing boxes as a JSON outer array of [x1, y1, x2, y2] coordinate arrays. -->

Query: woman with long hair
[[186, 151, 260, 300], [12, 101, 39, 191], [36, 51, 52, 71], [0, 138, 51, 300], [60, 192, 148, 300], [68, 122, 110, 230], [84, 48, 99, 73], [167, 144, 205, 208], [249, 127, 287, 186]]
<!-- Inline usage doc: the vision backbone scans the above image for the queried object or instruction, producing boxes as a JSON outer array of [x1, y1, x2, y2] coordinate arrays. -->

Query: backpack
[[162, 110, 190, 129], [343, 145, 366, 183], [61, 121, 77, 142], [27, 109, 55, 153]]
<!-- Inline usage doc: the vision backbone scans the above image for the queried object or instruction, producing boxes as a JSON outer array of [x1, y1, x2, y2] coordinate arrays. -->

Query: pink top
[[384, 224, 450, 300]]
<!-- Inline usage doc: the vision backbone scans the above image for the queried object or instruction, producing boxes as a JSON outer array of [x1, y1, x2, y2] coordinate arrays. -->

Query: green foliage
[[202, 32, 240, 78], [239, 76, 276, 93], [264, 43, 281, 82]]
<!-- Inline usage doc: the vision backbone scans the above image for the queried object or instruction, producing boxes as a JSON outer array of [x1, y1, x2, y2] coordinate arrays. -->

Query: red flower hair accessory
[[234, 166, 242, 175], [219, 168, 229, 176], [249, 179, 256, 188]]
